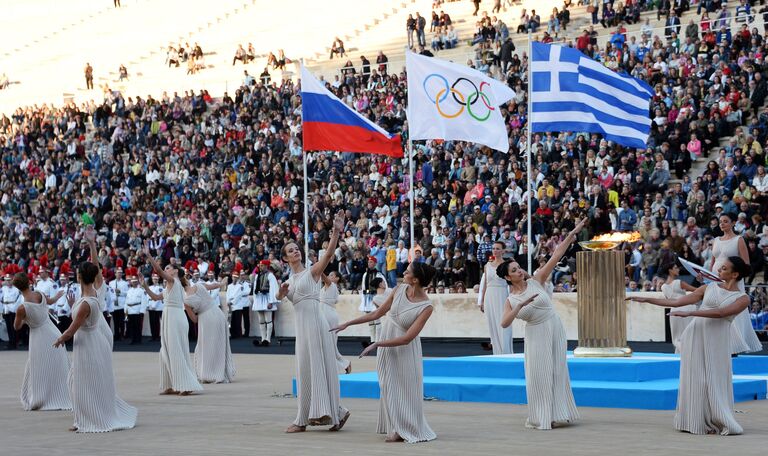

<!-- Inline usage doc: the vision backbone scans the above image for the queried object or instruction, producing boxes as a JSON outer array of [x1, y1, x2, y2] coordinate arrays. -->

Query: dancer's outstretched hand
[[359, 342, 378, 358], [669, 310, 691, 317], [569, 218, 587, 237], [329, 322, 349, 334], [333, 212, 345, 233], [625, 296, 648, 303]]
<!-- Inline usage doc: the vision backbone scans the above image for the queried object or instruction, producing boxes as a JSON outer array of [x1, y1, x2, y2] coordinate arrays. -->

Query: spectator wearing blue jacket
[[618, 200, 638, 231]]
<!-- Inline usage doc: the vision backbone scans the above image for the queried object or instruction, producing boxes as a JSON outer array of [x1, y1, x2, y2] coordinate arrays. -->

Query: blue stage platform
[[329, 353, 768, 410]]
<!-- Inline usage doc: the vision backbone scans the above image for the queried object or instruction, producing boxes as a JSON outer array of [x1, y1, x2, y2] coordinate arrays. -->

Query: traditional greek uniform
[[52, 282, 78, 335], [360, 269, 387, 342], [2, 284, 23, 349], [147, 282, 164, 341], [109, 278, 129, 341], [230, 280, 250, 338], [34, 277, 57, 300], [252, 271, 279, 344], [124, 286, 146, 345]]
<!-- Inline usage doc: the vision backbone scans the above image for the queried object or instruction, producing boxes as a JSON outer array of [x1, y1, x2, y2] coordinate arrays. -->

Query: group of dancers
[[7, 212, 764, 438]]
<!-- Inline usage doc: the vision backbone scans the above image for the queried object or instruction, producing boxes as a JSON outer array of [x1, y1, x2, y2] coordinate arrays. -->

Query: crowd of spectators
[[1, 0, 768, 328]]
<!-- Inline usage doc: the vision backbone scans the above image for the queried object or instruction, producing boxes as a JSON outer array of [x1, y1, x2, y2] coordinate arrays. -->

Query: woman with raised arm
[[496, 218, 586, 430], [141, 242, 202, 395], [83, 227, 115, 339], [332, 262, 437, 443], [278, 213, 350, 433], [13, 273, 71, 411], [479, 241, 513, 354], [53, 262, 137, 433], [709, 213, 762, 353], [630, 256, 752, 435], [659, 262, 698, 352], [181, 277, 235, 384], [320, 272, 351, 375]]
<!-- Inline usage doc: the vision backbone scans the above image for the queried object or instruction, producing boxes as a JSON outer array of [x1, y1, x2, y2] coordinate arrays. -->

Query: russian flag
[[300, 66, 402, 157]]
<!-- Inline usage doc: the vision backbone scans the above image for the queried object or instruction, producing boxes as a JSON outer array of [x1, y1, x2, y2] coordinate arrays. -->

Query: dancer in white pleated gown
[[320, 272, 351, 375], [183, 281, 235, 383], [631, 256, 751, 435], [141, 242, 202, 395], [53, 262, 137, 433], [279, 213, 350, 433], [479, 242, 513, 354], [709, 213, 762, 353], [334, 262, 437, 443], [498, 218, 584, 430], [83, 226, 114, 342], [660, 263, 698, 352], [12, 273, 71, 411]]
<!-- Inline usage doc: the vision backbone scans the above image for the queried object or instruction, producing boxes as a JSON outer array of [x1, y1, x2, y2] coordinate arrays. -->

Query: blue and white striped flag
[[530, 42, 653, 150]]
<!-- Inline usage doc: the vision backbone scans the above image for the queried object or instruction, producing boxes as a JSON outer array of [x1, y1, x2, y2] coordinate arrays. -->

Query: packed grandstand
[[1, 0, 768, 331]]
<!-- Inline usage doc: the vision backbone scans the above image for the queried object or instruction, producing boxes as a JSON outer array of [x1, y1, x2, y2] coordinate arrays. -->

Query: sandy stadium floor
[[1, 351, 766, 456]]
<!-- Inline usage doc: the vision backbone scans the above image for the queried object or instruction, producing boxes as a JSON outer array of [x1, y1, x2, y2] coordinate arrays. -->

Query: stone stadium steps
[[306, 0, 710, 80]]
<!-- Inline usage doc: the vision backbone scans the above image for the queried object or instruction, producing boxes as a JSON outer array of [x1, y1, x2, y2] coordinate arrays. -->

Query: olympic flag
[[406, 51, 516, 153]]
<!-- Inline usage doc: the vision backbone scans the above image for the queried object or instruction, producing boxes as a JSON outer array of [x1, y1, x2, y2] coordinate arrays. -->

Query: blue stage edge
[[310, 353, 768, 410]]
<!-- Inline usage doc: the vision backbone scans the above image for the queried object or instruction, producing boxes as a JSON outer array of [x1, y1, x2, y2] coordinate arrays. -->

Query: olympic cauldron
[[573, 232, 640, 358]]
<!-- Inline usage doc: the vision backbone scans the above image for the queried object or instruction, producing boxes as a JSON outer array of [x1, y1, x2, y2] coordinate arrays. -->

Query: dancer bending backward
[[333, 262, 438, 443], [181, 277, 235, 384], [13, 273, 71, 411], [660, 262, 698, 352], [53, 262, 137, 433], [320, 272, 351, 374], [497, 218, 585, 430], [479, 241, 513, 354], [709, 213, 762, 353], [630, 256, 752, 435], [279, 213, 350, 433], [141, 242, 202, 396]]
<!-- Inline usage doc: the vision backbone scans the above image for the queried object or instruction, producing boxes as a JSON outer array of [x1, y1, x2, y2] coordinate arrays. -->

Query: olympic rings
[[434, 88, 464, 118], [422, 73, 496, 121]]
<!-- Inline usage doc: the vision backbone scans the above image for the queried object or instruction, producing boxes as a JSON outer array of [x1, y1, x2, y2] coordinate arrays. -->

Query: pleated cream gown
[[377, 285, 436, 443], [674, 284, 744, 435], [184, 285, 235, 384], [320, 283, 350, 374], [286, 269, 348, 427], [20, 298, 72, 411], [483, 264, 513, 354], [711, 236, 763, 353], [159, 279, 202, 393], [69, 297, 137, 433], [662, 280, 697, 353], [507, 279, 579, 430]]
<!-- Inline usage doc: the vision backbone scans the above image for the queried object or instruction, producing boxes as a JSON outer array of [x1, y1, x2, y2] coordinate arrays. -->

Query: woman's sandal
[[384, 433, 404, 442], [285, 424, 306, 433], [329, 411, 351, 431]]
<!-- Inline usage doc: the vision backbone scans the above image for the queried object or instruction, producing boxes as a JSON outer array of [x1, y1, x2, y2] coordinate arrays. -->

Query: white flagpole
[[408, 135, 415, 253], [299, 60, 310, 269], [303, 151, 310, 268], [405, 48, 415, 256], [526, 32, 533, 275]]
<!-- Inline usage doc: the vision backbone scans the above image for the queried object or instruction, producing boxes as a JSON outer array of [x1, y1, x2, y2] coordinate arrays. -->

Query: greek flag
[[530, 42, 653, 149]]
